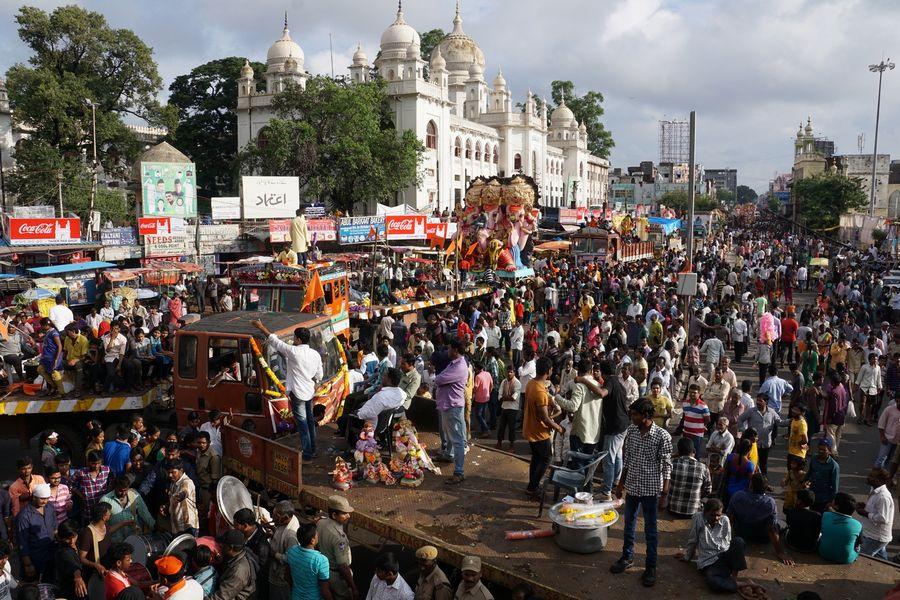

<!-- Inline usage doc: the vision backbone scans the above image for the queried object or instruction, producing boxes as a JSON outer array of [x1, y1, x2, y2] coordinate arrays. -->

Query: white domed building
[[237, 4, 608, 213]]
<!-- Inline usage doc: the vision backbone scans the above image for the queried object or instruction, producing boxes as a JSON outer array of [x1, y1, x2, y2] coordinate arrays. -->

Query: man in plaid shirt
[[610, 398, 672, 588], [72, 450, 111, 514], [668, 437, 712, 518]]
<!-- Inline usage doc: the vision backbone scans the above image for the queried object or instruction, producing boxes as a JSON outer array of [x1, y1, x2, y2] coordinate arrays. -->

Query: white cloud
[[1, 0, 899, 192]]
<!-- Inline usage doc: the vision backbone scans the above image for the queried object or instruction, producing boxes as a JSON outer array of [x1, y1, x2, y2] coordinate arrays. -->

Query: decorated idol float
[[457, 174, 541, 280]]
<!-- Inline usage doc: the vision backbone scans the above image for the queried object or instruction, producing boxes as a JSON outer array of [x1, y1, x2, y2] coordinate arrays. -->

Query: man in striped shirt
[[682, 384, 711, 459]]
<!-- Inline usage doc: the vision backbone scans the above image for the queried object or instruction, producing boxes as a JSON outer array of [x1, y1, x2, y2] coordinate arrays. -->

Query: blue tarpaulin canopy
[[647, 217, 682, 235], [28, 261, 115, 276]]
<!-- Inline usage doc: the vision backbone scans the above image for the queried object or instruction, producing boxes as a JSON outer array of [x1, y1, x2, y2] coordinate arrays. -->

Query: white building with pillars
[[236, 4, 609, 213]]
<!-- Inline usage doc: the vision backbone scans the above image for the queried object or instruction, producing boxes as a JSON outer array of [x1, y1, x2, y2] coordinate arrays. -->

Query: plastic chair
[[537, 450, 607, 517]]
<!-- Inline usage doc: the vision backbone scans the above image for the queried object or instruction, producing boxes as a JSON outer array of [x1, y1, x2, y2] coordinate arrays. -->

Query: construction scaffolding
[[659, 119, 691, 164]]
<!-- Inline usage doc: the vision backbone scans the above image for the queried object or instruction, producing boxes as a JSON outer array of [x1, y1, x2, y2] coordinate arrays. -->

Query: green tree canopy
[[736, 184, 758, 204], [550, 80, 614, 159], [715, 188, 735, 206], [793, 172, 867, 229], [419, 29, 445, 62], [239, 76, 423, 215], [5, 4, 170, 220], [167, 57, 266, 198]]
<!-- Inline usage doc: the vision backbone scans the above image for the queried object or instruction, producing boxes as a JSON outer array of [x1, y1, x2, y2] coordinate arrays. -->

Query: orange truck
[[173, 310, 352, 493]]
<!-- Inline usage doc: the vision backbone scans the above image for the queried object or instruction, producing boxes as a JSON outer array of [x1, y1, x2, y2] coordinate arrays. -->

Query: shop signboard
[[100, 227, 138, 247], [559, 208, 587, 225], [138, 217, 185, 236], [304, 204, 326, 218], [144, 234, 187, 258], [242, 176, 300, 219], [211, 197, 241, 220], [141, 161, 197, 217], [338, 216, 385, 244], [385, 215, 427, 240], [11, 206, 56, 219], [6, 217, 81, 246]]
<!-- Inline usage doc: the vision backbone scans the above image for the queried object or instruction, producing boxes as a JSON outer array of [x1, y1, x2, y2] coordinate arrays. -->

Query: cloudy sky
[[2, 0, 899, 192]]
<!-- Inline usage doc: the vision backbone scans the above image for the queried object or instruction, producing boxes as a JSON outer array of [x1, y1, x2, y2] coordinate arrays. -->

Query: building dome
[[804, 116, 813, 135], [284, 56, 299, 73], [493, 66, 506, 88], [551, 100, 576, 128], [267, 18, 304, 71], [380, 5, 420, 57], [352, 43, 368, 66], [430, 46, 447, 71], [407, 40, 421, 60], [432, 3, 486, 80], [240, 59, 254, 79], [579, 121, 587, 133], [468, 59, 483, 79]]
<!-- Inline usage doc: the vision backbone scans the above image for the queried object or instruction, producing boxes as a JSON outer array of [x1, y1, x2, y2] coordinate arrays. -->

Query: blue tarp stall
[[647, 217, 682, 236], [28, 261, 115, 306]]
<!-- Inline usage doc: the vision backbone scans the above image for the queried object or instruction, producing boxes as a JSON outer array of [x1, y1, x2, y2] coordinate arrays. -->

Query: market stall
[[27, 261, 115, 307]]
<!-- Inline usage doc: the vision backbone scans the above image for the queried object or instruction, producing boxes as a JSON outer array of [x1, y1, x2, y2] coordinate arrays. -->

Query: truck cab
[[173, 311, 349, 437]]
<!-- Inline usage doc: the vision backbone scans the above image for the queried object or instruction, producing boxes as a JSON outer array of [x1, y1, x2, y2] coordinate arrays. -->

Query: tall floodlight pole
[[868, 59, 894, 216], [85, 98, 98, 239]]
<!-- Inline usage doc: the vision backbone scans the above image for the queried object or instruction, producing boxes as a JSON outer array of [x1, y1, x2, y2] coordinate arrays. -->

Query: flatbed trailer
[[0, 387, 165, 459], [351, 286, 493, 322], [288, 430, 898, 600]]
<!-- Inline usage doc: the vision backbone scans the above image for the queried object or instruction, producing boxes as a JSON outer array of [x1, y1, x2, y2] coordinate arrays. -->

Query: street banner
[[338, 216, 385, 244], [385, 215, 427, 240], [138, 217, 185, 236], [6, 217, 81, 245], [242, 176, 300, 219], [308, 219, 337, 242], [141, 161, 197, 217], [100, 227, 138, 246], [559, 208, 587, 225], [144, 234, 187, 258], [268, 219, 291, 243], [211, 197, 241, 220]]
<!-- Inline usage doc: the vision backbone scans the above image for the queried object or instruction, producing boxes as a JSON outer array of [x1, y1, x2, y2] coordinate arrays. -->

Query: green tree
[[239, 76, 423, 215], [793, 172, 867, 229], [715, 188, 735, 206], [549, 80, 614, 158], [736, 184, 758, 204], [419, 29, 445, 62], [5, 5, 170, 220], [167, 57, 266, 198], [767, 195, 781, 214]]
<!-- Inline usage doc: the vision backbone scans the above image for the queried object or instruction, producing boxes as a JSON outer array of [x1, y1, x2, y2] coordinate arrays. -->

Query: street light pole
[[85, 99, 98, 240], [868, 59, 894, 216]]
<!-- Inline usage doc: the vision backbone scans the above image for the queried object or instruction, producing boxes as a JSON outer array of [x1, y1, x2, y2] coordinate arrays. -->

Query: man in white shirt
[[102, 323, 127, 392], [366, 552, 414, 600], [356, 368, 405, 423], [797, 265, 808, 290], [252, 320, 323, 461], [731, 314, 748, 363], [518, 350, 536, 396], [509, 324, 525, 368], [483, 319, 501, 350], [858, 468, 894, 560], [496, 366, 521, 450], [199, 409, 225, 456], [48, 295, 74, 332]]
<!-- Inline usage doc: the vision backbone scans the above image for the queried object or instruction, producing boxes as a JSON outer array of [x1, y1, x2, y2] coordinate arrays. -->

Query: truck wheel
[[55, 425, 85, 464]]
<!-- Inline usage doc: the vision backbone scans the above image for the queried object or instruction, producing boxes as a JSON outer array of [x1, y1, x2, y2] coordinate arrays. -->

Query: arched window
[[425, 121, 438, 150], [532, 151, 537, 177], [454, 137, 462, 158], [514, 153, 522, 171], [465, 140, 472, 159], [579, 162, 584, 177], [475, 142, 482, 161], [387, 69, 395, 81], [493, 147, 498, 164], [256, 127, 269, 150]]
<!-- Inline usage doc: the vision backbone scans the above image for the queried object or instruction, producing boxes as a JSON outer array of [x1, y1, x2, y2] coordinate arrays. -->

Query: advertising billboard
[[338, 216, 385, 245], [100, 227, 138, 246], [211, 197, 241, 220], [385, 215, 427, 241], [141, 162, 197, 218], [271, 218, 338, 244], [6, 217, 81, 246], [242, 176, 301, 219], [144, 234, 187, 258]]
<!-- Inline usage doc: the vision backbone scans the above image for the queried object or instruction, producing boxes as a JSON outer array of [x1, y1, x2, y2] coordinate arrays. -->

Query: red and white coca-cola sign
[[138, 217, 185, 236], [385, 215, 427, 240], [7, 218, 81, 246]]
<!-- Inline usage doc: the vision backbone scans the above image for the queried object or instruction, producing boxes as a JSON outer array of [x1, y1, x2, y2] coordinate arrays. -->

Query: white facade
[[833, 153, 892, 217], [236, 5, 609, 214]]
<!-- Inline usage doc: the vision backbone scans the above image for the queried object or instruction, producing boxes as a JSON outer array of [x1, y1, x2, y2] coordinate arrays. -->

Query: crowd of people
[[345, 212, 898, 592]]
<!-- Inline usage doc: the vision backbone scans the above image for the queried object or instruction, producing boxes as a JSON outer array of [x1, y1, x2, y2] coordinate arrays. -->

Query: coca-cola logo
[[389, 218, 414, 231], [18, 223, 54, 235]]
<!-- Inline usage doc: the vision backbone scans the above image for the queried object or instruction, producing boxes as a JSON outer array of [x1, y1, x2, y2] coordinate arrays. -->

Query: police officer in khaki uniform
[[454, 556, 493, 600], [316, 495, 358, 600], [414, 546, 451, 600]]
